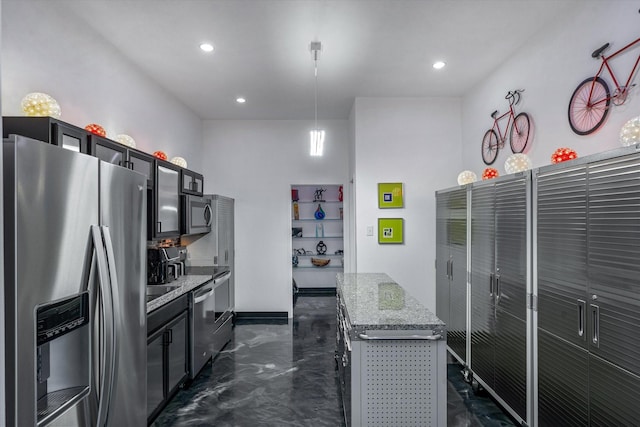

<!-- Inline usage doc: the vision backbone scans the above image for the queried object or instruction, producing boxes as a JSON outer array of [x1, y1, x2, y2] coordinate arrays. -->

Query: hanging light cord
[[313, 50, 319, 130]]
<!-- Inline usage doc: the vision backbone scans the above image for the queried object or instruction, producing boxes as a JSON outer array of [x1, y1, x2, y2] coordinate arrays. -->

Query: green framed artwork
[[378, 218, 404, 244], [378, 182, 404, 208]]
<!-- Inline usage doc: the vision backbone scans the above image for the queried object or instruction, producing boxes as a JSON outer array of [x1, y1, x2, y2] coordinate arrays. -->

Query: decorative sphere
[[620, 116, 640, 146], [482, 167, 499, 180], [85, 123, 106, 137], [551, 147, 578, 164], [114, 134, 136, 148], [170, 156, 187, 168], [21, 92, 61, 118], [153, 151, 168, 161], [457, 170, 477, 185], [504, 153, 532, 174]]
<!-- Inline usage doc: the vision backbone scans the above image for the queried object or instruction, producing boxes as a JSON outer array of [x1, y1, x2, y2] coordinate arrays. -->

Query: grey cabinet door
[[470, 184, 496, 386], [537, 329, 588, 427], [536, 165, 588, 347], [147, 330, 165, 418], [448, 189, 468, 363], [167, 314, 189, 394], [435, 192, 450, 328], [589, 353, 640, 425], [586, 154, 640, 375], [494, 313, 527, 420], [495, 177, 528, 321], [156, 162, 181, 236]]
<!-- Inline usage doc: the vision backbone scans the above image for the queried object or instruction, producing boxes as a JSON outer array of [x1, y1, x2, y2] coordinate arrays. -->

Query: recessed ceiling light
[[433, 61, 446, 70], [200, 43, 214, 53], [236, 97, 246, 104]]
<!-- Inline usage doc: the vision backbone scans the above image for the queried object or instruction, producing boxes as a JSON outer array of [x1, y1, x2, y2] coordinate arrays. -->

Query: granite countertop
[[146, 274, 213, 313], [336, 273, 445, 333]]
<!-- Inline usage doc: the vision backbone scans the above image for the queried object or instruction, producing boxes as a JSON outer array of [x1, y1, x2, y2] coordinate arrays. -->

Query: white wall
[[352, 97, 463, 310], [201, 120, 349, 317], [462, 1, 640, 173], [1, 1, 203, 169]]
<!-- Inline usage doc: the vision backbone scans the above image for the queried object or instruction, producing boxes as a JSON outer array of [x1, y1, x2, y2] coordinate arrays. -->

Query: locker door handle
[[450, 259, 453, 280], [591, 304, 600, 348], [495, 274, 501, 304], [489, 273, 494, 296], [577, 299, 586, 339]]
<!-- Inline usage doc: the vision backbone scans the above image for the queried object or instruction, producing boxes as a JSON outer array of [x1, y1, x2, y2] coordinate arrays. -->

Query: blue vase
[[314, 204, 325, 220]]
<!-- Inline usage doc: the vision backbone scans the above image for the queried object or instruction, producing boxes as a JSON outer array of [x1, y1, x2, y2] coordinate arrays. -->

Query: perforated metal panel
[[354, 339, 444, 426]]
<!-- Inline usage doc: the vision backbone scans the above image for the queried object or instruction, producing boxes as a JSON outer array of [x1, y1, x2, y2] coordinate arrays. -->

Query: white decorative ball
[[170, 156, 187, 168], [114, 134, 136, 148], [21, 92, 61, 118], [504, 153, 532, 174], [620, 116, 640, 146], [457, 170, 477, 185]]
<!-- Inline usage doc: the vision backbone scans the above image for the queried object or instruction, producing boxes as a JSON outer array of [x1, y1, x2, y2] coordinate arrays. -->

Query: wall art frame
[[378, 218, 404, 244], [378, 182, 404, 208]]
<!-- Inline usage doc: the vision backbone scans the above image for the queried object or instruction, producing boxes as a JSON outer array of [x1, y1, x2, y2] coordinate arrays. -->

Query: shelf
[[293, 266, 344, 270], [292, 218, 343, 222], [293, 236, 343, 239], [294, 254, 344, 257], [293, 200, 342, 204]]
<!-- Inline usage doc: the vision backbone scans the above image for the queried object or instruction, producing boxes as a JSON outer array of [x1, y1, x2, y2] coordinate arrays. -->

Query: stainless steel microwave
[[181, 195, 212, 235]]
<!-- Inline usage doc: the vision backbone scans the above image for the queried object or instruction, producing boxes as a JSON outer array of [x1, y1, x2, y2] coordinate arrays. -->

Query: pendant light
[[310, 41, 324, 156]]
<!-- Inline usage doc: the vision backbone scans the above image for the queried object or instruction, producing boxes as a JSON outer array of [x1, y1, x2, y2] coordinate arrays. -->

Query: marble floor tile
[[152, 295, 515, 426]]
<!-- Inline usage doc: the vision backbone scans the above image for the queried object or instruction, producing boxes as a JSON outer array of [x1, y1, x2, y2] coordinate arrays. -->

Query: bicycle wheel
[[568, 76, 610, 135], [481, 129, 499, 165], [510, 112, 531, 153]]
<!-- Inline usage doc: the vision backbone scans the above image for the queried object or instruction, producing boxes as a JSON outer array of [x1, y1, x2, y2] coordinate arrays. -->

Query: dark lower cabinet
[[147, 295, 190, 424]]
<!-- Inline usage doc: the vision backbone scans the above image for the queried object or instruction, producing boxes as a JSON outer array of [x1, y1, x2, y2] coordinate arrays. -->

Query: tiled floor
[[152, 295, 515, 426]]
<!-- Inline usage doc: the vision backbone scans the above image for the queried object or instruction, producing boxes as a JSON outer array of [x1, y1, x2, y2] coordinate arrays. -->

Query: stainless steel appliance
[[148, 247, 182, 284], [181, 195, 212, 236], [2, 135, 147, 426], [189, 270, 232, 379]]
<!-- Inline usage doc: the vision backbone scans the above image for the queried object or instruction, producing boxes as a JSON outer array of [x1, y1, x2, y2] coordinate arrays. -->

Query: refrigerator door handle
[[91, 225, 115, 427], [101, 225, 121, 420], [591, 304, 600, 348], [577, 299, 586, 339]]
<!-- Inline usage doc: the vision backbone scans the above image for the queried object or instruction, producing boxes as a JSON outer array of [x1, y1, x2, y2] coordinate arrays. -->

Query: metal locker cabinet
[[470, 173, 529, 424], [435, 187, 468, 364], [470, 183, 496, 390], [493, 177, 529, 420], [586, 153, 640, 376], [535, 163, 589, 426]]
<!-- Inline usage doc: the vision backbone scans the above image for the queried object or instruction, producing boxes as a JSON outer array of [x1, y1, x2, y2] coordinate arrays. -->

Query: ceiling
[[50, 0, 579, 120]]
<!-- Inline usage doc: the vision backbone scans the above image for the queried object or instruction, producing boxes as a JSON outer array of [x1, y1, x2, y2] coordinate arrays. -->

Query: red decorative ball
[[153, 151, 168, 161], [482, 167, 499, 180], [84, 123, 106, 137], [551, 147, 578, 164]]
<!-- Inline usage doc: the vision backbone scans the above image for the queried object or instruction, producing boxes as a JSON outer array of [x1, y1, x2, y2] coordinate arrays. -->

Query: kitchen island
[[336, 273, 446, 427]]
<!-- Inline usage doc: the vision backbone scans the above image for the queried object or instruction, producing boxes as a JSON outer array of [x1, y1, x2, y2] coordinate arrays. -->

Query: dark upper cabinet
[[153, 160, 181, 239], [89, 135, 128, 166], [3, 116, 89, 153], [128, 149, 155, 189], [181, 169, 204, 196]]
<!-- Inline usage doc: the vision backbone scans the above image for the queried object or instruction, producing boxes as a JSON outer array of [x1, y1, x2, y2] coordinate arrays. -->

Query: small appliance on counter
[[148, 246, 186, 284]]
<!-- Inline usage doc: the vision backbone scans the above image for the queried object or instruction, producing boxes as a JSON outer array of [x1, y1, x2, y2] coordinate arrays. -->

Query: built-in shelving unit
[[291, 184, 344, 290]]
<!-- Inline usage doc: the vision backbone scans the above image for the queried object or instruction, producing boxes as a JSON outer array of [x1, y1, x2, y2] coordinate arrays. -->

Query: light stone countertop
[[146, 274, 213, 313], [336, 273, 445, 333]]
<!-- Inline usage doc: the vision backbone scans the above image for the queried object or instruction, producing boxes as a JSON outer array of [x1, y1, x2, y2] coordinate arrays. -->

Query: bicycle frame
[[589, 36, 640, 106], [492, 106, 515, 143]]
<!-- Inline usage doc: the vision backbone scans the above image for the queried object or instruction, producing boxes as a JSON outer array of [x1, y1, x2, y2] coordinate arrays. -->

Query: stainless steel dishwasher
[[189, 270, 233, 379]]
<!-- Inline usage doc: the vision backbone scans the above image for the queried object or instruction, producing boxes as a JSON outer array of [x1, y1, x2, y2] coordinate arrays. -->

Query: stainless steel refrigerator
[[2, 135, 147, 426]]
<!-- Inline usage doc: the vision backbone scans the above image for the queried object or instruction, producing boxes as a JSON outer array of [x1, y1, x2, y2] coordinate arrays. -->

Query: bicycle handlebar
[[505, 89, 525, 105]]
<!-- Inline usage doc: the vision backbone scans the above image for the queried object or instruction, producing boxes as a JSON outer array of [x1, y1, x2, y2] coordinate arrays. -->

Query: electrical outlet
[[366, 226, 374, 236]]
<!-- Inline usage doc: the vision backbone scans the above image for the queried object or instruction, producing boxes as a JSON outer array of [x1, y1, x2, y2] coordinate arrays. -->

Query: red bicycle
[[568, 36, 640, 135], [481, 89, 531, 165]]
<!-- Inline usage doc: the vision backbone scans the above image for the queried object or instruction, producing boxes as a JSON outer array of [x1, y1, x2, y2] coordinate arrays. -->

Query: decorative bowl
[[311, 258, 330, 267]]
